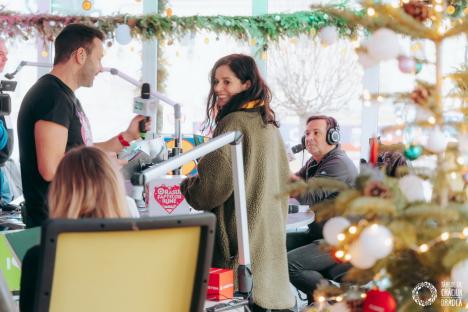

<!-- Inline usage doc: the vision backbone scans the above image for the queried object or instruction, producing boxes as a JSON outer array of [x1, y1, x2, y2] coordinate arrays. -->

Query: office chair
[[34, 213, 215, 312]]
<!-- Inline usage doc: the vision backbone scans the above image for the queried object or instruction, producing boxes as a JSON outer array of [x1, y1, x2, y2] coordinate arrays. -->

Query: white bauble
[[359, 224, 393, 259], [349, 239, 376, 269], [367, 28, 400, 61], [357, 51, 378, 69], [115, 24, 132, 45], [398, 174, 426, 202], [451, 259, 468, 293], [323, 217, 351, 246], [318, 26, 339, 45], [426, 127, 447, 153]]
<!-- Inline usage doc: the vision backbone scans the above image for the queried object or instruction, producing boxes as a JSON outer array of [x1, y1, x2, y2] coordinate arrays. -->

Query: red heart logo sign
[[153, 184, 185, 214]]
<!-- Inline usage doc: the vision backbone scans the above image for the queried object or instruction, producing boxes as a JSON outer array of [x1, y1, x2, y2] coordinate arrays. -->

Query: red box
[[206, 268, 234, 301]]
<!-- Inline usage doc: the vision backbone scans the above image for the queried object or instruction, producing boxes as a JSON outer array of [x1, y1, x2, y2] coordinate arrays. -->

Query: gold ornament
[[446, 5, 456, 15], [82, 0, 92, 11]]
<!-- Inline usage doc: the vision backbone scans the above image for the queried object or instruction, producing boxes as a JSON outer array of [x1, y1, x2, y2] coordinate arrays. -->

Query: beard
[[79, 61, 96, 88]]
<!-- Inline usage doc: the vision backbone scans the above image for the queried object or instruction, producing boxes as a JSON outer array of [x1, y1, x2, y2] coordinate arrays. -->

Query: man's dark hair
[[306, 115, 340, 132], [53, 24, 105, 65]]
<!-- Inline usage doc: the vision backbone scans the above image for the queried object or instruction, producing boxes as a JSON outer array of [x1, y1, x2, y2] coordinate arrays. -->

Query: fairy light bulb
[[428, 116, 436, 124], [337, 233, 346, 241], [349, 226, 357, 234], [440, 232, 449, 241], [419, 244, 429, 252], [335, 250, 345, 258], [41, 50, 48, 57], [367, 7, 375, 16], [463, 228, 468, 237]]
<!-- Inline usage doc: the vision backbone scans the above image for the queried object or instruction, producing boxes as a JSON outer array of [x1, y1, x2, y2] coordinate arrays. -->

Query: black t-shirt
[[17, 74, 93, 228]]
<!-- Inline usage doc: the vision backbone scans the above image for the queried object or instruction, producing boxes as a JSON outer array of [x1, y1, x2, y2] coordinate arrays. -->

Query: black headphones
[[300, 116, 341, 148]]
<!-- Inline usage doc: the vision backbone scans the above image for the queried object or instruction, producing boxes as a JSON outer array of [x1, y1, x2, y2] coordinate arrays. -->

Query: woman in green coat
[[181, 54, 295, 311]]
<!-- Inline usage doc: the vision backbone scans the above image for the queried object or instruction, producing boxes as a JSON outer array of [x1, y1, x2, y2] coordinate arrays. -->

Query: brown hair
[[203, 54, 278, 132], [306, 115, 340, 132], [48, 146, 129, 219], [54, 24, 105, 65]]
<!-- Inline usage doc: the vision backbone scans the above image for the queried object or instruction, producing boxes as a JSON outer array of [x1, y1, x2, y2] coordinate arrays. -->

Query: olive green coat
[[181, 111, 294, 309]]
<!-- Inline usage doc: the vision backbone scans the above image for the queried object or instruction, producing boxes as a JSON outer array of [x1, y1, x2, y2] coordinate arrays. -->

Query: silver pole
[[134, 131, 243, 184], [231, 141, 252, 295]]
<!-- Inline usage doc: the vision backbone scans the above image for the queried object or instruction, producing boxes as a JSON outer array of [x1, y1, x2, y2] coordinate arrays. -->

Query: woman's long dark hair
[[202, 54, 279, 133]]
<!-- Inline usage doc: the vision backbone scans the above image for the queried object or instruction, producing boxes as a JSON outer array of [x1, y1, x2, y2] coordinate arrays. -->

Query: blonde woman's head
[[49, 146, 129, 219]]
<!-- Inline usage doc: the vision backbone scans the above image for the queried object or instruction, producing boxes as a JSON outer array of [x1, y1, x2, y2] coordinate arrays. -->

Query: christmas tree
[[289, 0, 468, 310]]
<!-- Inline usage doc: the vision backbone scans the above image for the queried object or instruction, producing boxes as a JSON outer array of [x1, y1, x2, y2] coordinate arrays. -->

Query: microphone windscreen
[[291, 143, 304, 154]]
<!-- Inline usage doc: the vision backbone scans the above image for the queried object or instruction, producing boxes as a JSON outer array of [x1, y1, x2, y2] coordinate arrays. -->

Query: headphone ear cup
[[301, 135, 306, 149], [327, 128, 340, 145]]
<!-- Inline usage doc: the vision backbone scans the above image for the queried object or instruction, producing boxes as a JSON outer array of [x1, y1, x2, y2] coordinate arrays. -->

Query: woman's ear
[[243, 80, 252, 91]]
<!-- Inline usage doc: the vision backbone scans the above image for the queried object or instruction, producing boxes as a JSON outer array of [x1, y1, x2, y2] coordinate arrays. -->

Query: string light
[[367, 7, 376, 16], [337, 233, 346, 241], [349, 226, 357, 234], [344, 254, 351, 261], [419, 244, 429, 252], [413, 230, 468, 253], [428, 116, 436, 124], [335, 250, 345, 258], [41, 50, 48, 57]]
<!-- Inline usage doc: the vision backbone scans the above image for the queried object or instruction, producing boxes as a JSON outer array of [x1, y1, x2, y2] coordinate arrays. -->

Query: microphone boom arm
[[5, 62, 183, 155], [103, 67, 183, 157]]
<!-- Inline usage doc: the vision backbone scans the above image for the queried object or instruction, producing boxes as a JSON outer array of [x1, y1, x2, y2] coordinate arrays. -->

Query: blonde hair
[[48, 146, 129, 219]]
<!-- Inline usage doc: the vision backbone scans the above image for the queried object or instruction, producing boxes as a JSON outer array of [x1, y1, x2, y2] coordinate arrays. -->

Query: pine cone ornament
[[403, 1, 430, 22], [363, 181, 392, 198], [410, 85, 431, 105]]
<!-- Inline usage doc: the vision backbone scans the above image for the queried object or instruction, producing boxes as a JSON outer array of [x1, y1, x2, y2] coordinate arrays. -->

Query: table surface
[[287, 206, 314, 229]]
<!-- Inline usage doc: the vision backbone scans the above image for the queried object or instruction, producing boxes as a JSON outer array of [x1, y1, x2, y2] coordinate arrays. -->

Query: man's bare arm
[[35, 120, 68, 182]]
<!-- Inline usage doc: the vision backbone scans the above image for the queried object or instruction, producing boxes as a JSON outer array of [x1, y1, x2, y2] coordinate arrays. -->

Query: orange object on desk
[[207, 268, 234, 301]]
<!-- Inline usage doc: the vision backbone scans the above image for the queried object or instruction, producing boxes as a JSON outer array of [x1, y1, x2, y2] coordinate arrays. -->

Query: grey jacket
[[295, 145, 358, 206]]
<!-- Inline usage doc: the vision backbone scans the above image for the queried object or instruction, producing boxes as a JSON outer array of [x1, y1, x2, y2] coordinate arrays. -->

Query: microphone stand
[[102, 67, 183, 174]]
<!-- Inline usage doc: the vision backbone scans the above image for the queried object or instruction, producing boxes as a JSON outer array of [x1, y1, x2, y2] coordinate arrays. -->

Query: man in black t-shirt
[[17, 24, 150, 228]]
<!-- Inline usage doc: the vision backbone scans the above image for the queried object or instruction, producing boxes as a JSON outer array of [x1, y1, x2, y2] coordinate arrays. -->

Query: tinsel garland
[[0, 10, 357, 46]]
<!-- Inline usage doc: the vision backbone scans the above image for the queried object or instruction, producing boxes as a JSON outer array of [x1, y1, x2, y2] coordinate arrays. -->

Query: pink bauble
[[397, 55, 416, 74]]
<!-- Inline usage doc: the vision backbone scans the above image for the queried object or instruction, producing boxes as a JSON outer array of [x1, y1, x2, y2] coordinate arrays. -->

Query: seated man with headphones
[[288, 115, 357, 304]]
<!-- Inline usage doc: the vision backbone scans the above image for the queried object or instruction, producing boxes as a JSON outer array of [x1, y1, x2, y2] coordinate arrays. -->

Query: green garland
[[0, 10, 357, 47]]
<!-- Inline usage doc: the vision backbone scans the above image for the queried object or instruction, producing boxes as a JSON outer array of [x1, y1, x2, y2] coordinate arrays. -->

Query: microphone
[[133, 83, 156, 138], [291, 143, 305, 154]]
